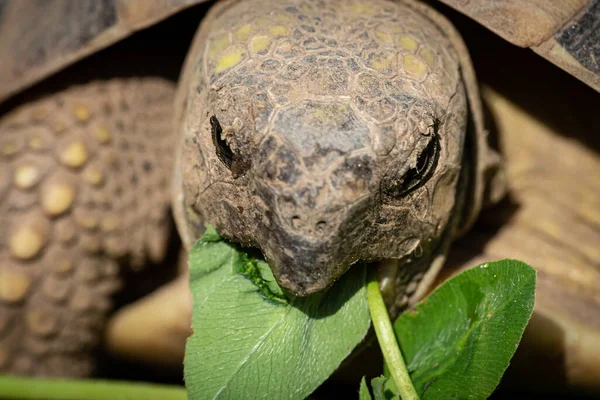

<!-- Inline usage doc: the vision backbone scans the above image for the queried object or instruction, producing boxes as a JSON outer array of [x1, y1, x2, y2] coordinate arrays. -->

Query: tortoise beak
[[263, 239, 337, 296], [251, 184, 373, 296], [256, 226, 351, 297]]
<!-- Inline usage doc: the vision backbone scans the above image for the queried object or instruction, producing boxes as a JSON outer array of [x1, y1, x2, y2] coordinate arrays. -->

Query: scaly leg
[[0, 77, 175, 376]]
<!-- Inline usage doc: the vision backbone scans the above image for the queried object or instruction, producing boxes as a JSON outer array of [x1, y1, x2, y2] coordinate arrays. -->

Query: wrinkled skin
[[176, 0, 475, 296]]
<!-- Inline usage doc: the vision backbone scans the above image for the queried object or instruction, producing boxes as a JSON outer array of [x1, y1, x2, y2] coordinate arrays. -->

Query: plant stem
[[0, 377, 187, 400], [367, 268, 420, 400]]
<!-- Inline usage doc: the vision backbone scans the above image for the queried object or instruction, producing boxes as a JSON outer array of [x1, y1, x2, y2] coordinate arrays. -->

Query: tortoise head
[[175, 0, 473, 296]]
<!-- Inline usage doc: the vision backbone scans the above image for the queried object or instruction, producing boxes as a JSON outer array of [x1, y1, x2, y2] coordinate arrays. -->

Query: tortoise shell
[[0, 0, 597, 104], [0, 0, 210, 102]]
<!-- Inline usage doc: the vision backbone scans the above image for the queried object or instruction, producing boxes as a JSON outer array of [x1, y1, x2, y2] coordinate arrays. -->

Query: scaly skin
[[0, 78, 175, 376]]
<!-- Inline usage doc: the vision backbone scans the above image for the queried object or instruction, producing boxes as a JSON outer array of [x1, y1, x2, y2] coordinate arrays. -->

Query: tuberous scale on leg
[[69, 287, 94, 312], [40, 179, 77, 217], [0, 269, 32, 303], [82, 165, 105, 187], [53, 219, 78, 246], [26, 310, 58, 338], [0, 136, 24, 158], [9, 215, 49, 260], [14, 165, 41, 190], [41, 275, 71, 303], [58, 140, 89, 169], [76, 258, 100, 282]]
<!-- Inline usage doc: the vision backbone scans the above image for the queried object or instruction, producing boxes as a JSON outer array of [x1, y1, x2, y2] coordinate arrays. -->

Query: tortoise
[[0, 0, 597, 386], [107, 12, 600, 393]]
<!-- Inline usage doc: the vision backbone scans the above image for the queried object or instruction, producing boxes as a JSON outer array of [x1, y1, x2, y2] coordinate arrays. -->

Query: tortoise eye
[[210, 116, 233, 169], [386, 133, 439, 197], [415, 139, 433, 173], [210, 115, 251, 178]]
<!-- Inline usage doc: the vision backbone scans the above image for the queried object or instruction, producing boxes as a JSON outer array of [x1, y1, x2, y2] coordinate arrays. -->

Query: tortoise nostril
[[291, 216, 301, 228], [315, 220, 327, 234], [288, 217, 329, 237]]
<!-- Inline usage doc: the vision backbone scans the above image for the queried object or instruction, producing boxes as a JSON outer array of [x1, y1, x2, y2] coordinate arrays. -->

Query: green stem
[[367, 268, 420, 400], [0, 376, 187, 400]]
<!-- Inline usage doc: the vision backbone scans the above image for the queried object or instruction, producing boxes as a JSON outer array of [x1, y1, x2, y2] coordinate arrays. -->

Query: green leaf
[[371, 376, 397, 400], [358, 376, 399, 400], [359, 377, 373, 400], [184, 228, 370, 400], [391, 259, 536, 399]]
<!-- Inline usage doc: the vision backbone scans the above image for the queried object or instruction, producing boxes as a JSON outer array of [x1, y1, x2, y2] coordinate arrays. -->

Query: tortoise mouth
[[258, 232, 350, 297]]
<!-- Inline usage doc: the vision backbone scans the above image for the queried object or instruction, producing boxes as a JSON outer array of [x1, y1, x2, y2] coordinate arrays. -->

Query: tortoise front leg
[[0, 77, 175, 377]]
